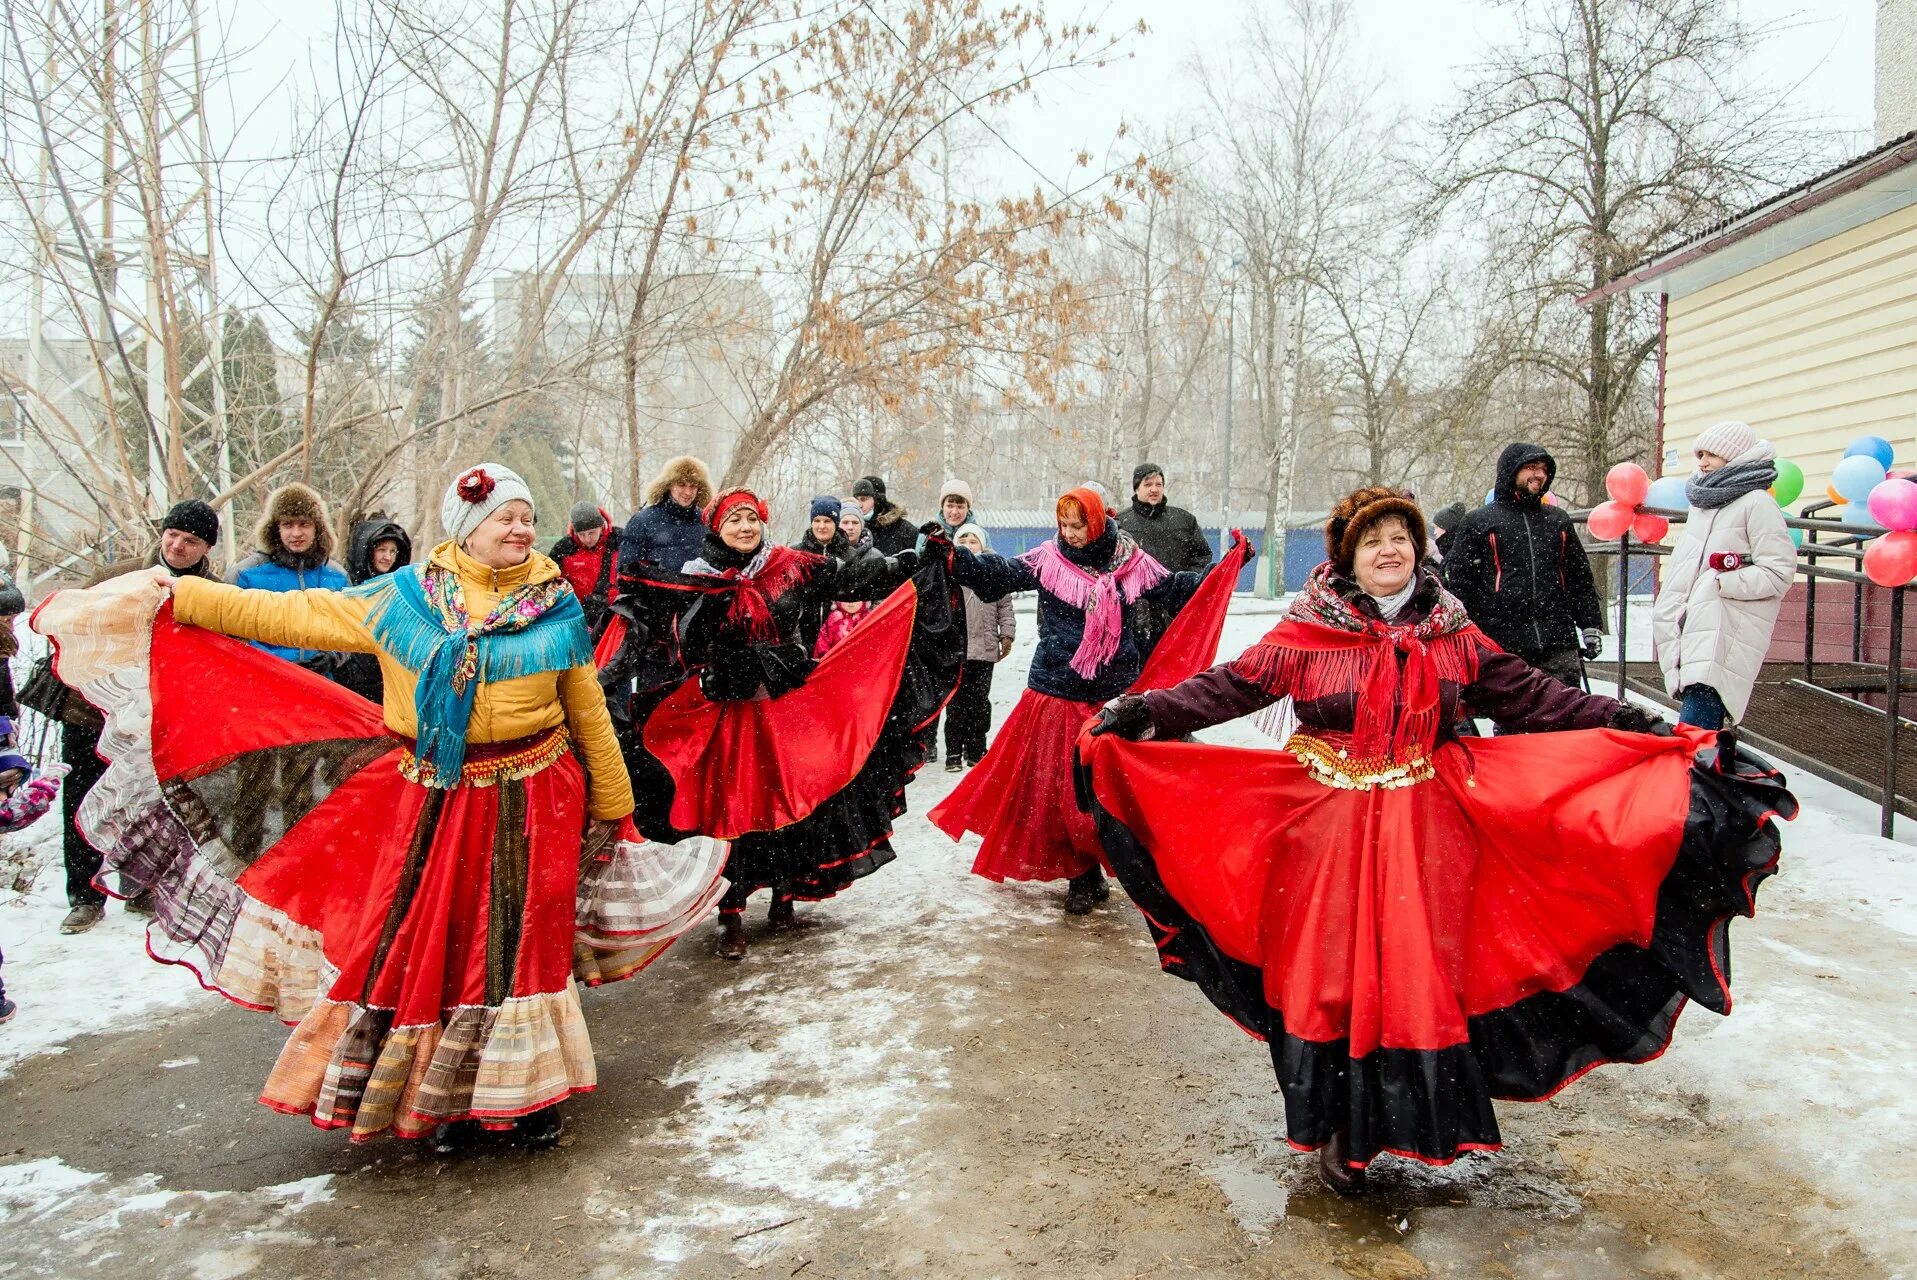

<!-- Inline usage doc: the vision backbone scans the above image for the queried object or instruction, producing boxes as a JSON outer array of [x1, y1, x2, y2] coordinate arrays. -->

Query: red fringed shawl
[[692, 544, 822, 645], [1227, 565, 1493, 761]]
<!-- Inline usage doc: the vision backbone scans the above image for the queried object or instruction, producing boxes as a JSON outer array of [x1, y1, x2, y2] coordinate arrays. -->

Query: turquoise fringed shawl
[[353, 565, 592, 785]]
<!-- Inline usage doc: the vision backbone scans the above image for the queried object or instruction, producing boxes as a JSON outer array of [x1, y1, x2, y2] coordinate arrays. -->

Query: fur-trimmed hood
[[642, 455, 714, 510], [253, 482, 336, 567]]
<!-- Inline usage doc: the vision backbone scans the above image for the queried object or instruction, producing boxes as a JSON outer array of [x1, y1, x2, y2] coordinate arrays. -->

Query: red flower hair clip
[[456, 467, 497, 505]]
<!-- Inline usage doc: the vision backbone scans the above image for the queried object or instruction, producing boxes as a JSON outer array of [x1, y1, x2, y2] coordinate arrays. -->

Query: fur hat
[[938, 478, 973, 508], [1692, 420, 1758, 462], [1325, 486, 1426, 578], [254, 482, 334, 561], [441, 463, 534, 546], [852, 475, 886, 500], [1133, 462, 1164, 491], [642, 455, 714, 510], [161, 499, 220, 546]]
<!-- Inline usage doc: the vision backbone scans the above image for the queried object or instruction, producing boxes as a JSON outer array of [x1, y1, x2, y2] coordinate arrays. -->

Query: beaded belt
[[1287, 733, 1434, 791], [398, 726, 571, 789]]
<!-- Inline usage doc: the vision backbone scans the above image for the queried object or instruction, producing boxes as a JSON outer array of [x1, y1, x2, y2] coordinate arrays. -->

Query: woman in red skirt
[[33, 463, 727, 1149], [930, 488, 1218, 914], [1080, 486, 1793, 1191]]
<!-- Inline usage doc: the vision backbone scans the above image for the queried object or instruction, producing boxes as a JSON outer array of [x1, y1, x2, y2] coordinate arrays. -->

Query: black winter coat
[[339, 517, 414, 704], [621, 499, 707, 573], [1444, 442, 1604, 661], [1114, 499, 1213, 573], [951, 524, 1203, 703], [866, 498, 918, 556], [679, 535, 916, 701]]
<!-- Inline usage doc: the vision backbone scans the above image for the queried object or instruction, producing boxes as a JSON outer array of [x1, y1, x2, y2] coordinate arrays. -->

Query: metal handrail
[[1569, 503, 1910, 838]]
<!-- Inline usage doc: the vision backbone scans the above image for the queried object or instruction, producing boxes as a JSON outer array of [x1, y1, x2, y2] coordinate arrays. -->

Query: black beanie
[[809, 495, 841, 521], [852, 475, 886, 499], [1133, 462, 1164, 491], [161, 499, 220, 545]]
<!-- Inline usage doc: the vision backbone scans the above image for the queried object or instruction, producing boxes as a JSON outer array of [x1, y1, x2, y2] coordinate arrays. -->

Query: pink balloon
[[1868, 478, 1917, 532], [1587, 500, 1635, 541], [1892, 469, 1917, 481], [1632, 512, 1670, 543], [1864, 530, 1917, 587], [1605, 462, 1650, 507]]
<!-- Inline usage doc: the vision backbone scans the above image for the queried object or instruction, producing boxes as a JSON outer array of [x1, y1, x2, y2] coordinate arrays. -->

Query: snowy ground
[[1, 597, 1913, 1279]]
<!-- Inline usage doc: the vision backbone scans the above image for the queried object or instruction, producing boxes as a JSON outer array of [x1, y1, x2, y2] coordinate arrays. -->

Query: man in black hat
[[1114, 462, 1213, 658], [852, 474, 917, 556], [57, 499, 223, 934]]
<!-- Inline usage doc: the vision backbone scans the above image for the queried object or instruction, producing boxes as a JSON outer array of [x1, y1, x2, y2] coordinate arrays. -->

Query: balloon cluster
[[1587, 463, 1669, 543], [1845, 435, 1917, 586], [1823, 436, 1910, 543]]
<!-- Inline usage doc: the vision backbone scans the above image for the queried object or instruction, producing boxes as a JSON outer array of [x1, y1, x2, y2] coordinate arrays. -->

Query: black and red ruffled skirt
[[1076, 724, 1793, 1168], [629, 561, 964, 905], [33, 577, 727, 1142]]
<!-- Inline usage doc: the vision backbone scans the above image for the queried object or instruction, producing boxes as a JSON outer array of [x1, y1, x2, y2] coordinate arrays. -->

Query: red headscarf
[[1056, 487, 1108, 544], [706, 487, 768, 530]]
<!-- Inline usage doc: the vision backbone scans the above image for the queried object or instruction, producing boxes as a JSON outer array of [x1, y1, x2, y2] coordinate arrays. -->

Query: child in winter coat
[[813, 600, 870, 657], [940, 525, 1015, 770]]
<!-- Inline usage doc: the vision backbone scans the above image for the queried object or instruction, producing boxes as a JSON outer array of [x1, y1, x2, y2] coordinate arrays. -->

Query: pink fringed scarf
[[1019, 535, 1168, 678]]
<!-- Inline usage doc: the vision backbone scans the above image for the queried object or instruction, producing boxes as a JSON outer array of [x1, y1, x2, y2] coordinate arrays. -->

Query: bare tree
[[1431, 0, 1830, 502]]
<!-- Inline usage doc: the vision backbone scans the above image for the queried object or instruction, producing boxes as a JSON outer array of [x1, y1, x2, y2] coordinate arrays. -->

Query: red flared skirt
[[929, 688, 1107, 883]]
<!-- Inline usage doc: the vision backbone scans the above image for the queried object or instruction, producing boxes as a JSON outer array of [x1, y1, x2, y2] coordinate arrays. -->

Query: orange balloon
[[1827, 483, 1847, 506]]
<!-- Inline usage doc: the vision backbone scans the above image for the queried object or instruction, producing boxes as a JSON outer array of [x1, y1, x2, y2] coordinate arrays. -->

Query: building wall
[[1662, 199, 1917, 499], [1882, 0, 1917, 145]]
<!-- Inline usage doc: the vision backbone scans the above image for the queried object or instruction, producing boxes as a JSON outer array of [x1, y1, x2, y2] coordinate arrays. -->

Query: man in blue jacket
[[621, 455, 712, 573], [229, 482, 350, 670]]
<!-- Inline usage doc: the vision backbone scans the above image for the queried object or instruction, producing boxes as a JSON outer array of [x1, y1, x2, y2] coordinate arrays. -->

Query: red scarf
[[1228, 565, 1490, 760], [695, 544, 820, 645]]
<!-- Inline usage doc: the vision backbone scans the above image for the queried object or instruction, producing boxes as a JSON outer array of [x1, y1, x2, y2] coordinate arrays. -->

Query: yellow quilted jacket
[[172, 539, 634, 820]]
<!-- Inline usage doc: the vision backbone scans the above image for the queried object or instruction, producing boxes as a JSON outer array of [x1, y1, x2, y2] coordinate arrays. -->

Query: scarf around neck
[[1018, 530, 1168, 678], [357, 557, 589, 784], [682, 540, 822, 644], [1228, 564, 1483, 761], [1687, 450, 1777, 509]]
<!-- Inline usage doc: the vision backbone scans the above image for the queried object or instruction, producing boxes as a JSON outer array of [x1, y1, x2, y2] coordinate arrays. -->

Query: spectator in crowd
[[339, 513, 413, 703], [940, 523, 1015, 771], [1652, 421, 1797, 732], [0, 564, 22, 719], [852, 475, 917, 555], [1079, 480, 1117, 518], [57, 499, 221, 934], [936, 479, 976, 539], [230, 483, 350, 671], [1444, 444, 1605, 699], [797, 495, 880, 651], [622, 455, 712, 572], [1428, 501, 1468, 566], [551, 502, 622, 628], [1115, 463, 1214, 658], [839, 500, 872, 551]]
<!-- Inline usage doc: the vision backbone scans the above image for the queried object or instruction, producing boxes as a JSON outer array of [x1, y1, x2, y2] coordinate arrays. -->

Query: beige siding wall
[[1663, 200, 1917, 499]]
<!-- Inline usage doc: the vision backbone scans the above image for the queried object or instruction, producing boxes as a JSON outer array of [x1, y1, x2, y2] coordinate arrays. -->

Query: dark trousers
[[943, 660, 996, 763], [60, 721, 109, 908], [1678, 683, 1729, 730]]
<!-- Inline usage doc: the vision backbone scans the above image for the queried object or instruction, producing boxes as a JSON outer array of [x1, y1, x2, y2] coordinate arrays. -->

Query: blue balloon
[[1833, 454, 1888, 503], [1787, 526, 1806, 547], [1841, 501, 1883, 533], [1845, 435, 1896, 470], [1645, 475, 1688, 511]]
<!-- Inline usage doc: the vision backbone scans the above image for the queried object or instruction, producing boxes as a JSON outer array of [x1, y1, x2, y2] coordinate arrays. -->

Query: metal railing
[[1575, 505, 1910, 838]]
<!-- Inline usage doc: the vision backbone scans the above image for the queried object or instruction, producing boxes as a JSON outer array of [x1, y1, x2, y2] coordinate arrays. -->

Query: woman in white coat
[[1652, 421, 1798, 729]]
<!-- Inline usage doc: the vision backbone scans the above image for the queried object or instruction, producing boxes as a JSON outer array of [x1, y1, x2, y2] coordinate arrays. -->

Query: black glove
[[919, 521, 948, 542], [1611, 704, 1674, 736], [1090, 694, 1153, 739], [1580, 627, 1603, 661], [892, 548, 919, 575]]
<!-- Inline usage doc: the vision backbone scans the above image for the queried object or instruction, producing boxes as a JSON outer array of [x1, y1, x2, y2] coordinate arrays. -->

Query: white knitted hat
[[441, 462, 535, 545], [1693, 420, 1757, 462]]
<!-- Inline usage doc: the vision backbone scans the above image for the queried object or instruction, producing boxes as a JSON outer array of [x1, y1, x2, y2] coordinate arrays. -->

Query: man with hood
[[622, 456, 712, 573], [1444, 443, 1604, 693], [229, 482, 350, 669], [338, 513, 414, 702], [852, 475, 917, 556], [551, 501, 621, 627], [1114, 462, 1213, 658], [57, 499, 222, 934]]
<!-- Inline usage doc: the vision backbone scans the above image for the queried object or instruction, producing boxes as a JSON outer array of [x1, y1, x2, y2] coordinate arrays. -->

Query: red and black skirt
[[629, 561, 964, 905], [32, 579, 727, 1142], [1076, 724, 1792, 1168]]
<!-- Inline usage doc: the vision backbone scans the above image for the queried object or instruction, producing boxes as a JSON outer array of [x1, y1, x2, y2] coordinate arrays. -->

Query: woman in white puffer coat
[[1652, 421, 1798, 729]]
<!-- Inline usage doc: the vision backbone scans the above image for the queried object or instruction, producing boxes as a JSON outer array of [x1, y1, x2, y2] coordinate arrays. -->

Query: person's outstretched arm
[[172, 576, 378, 653]]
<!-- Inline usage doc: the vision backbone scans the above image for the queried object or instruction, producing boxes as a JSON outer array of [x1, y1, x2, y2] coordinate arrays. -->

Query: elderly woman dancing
[[32, 464, 726, 1149]]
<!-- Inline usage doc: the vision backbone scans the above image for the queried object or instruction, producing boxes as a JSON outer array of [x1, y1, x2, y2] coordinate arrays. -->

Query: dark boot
[[766, 895, 816, 930], [430, 1120, 483, 1155], [59, 903, 104, 935], [513, 1106, 564, 1149], [1063, 867, 1109, 915], [1317, 1131, 1368, 1195], [126, 891, 156, 917], [715, 912, 748, 960]]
